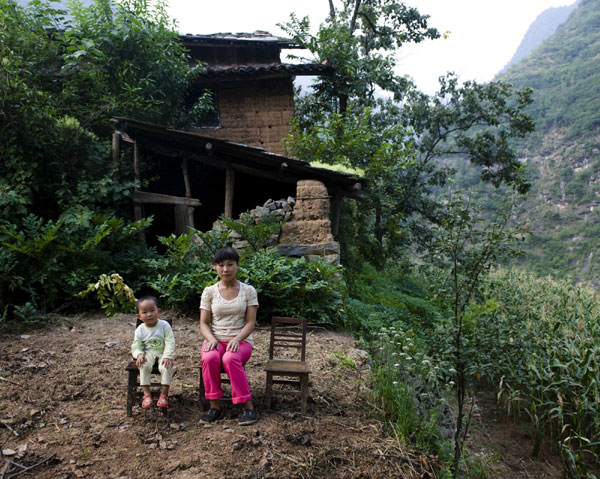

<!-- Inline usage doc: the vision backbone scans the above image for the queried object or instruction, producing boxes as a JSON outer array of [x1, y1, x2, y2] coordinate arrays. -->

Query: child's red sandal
[[157, 394, 168, 408], [141, 394, 154, 409]]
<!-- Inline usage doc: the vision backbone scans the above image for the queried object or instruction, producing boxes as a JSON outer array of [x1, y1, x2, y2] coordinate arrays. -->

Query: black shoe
[[199, 408, 224, 423], [239, 408, 259, 426]]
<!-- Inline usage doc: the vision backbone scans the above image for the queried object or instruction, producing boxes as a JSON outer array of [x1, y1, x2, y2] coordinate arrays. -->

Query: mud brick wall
[[279, 180, 340, 263], [194, 77, 294, 155]]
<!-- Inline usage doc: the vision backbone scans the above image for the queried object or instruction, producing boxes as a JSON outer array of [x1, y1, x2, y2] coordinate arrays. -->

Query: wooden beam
[[225, 165, 235, 218], [134, 138, 364, 199], [120, 132, 134, 144], [133, 190, 202, 207]]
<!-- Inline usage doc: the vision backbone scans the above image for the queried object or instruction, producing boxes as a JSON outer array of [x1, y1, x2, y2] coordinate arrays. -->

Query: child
[[199, 247, 259, 425], [132, 296, 175, 409]]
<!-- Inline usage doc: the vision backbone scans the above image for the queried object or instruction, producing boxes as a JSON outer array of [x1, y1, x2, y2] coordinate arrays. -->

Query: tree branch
[[357, 12, 381, 35], [349, 0, 362, 33], [328, 0, 336, 23]]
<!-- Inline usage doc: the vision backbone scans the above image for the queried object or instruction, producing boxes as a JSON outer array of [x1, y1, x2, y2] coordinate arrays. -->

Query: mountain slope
[[500, 2, 578, 73], [456, 0, 600, 285], [499, 0, 600, 139]]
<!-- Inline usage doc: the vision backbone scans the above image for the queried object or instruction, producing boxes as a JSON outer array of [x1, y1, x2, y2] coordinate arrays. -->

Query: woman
[[199, 247, 259, 425]]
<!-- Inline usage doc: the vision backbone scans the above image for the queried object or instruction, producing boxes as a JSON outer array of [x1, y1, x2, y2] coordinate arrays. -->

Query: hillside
[[459, 0, 600, 285], [498, 0, 600, 140]]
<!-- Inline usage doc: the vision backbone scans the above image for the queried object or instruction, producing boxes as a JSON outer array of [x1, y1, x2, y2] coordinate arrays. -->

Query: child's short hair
[[136, 295, 159, 311], [213, 247, 239, 264]]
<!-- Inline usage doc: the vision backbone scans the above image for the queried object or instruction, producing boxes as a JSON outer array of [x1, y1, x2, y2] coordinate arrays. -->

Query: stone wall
[[194, 77, 294, 155]]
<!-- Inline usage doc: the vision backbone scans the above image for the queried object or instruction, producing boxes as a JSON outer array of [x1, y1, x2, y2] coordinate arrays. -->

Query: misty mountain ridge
[[499, 1, 579, 73], [454, 0, 600, 285]]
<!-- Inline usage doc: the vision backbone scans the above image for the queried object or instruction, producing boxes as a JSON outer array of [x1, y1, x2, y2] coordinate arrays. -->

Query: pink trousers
[[201, 341, 253, 404]]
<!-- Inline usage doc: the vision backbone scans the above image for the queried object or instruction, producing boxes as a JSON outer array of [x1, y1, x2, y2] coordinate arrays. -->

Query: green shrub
[[142, 228, 228, 310], [240, 247, 346, 323], [372, 324, 451, 456], [142, 216, 346, 323], [78, 273, 137, 316], [0, 212, 151, 317]]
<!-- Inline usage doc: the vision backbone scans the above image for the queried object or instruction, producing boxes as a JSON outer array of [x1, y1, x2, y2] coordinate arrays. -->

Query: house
[[112, 32, 365, 262]]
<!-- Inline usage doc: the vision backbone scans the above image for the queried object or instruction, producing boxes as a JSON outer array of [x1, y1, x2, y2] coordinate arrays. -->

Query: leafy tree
[[0, 0, 210, 316], [0, 0, 207, 222], [282, 0, 534, 268], [281, 0, 439, 116], [426, 191, 525, 476]]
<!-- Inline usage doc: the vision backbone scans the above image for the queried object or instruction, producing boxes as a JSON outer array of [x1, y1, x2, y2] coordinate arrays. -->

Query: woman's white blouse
[[200, 282, 259, 345]]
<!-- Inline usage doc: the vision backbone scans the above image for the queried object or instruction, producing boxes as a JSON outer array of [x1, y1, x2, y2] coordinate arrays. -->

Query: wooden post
[[112, 131, 121, 175], [331, 190, 342, 237], [174, 204, 188, 235], [225, 165, 235, 218], [182, 157, 192, 198], [181, 156, 195, 231], [132, 139, 146, 246]]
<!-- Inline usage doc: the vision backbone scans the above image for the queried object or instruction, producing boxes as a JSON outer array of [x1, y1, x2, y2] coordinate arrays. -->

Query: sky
[[167, 0, 576, 95]]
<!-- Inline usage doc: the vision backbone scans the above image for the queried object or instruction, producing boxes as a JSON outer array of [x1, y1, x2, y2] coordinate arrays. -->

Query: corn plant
[[483, 269, 600, 478]]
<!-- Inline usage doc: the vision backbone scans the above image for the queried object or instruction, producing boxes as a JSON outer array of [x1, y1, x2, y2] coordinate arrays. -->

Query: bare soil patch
[[0, 313, 434, 479]]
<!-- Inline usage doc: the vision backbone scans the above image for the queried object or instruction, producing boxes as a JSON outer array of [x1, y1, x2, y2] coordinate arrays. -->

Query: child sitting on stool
[[132, 296, 175, 409]]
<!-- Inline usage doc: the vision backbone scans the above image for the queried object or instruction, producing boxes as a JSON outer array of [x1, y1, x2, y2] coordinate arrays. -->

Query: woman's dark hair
[[136, 295, 159, 311], [213, 247, 239, 264]]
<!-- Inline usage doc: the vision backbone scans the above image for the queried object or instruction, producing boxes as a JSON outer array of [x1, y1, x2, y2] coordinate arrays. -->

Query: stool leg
[[265, 372, 273, 409], [127, 369, 137, 417], [300, 374, 309, 414]]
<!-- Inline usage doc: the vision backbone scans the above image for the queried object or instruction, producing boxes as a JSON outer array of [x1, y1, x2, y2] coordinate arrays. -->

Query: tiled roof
[[196, 63, 333, 79], [181, 31, 301, 49]]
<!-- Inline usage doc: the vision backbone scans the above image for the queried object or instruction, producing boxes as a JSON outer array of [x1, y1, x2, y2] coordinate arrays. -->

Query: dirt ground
[[0, 313, 566, 479], [0, 313, 437, 479]]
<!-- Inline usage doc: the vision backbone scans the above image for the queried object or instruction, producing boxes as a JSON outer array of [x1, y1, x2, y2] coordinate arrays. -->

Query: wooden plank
[[265, 359, 311, 373], [120, 132, 134, 144], [225, 165, 234, 218], [133, 190, 202, 207]]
